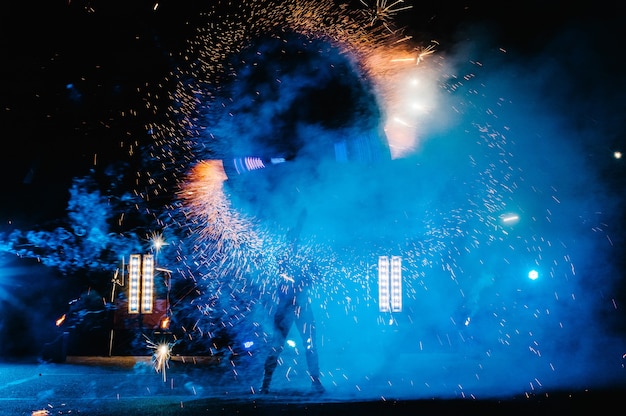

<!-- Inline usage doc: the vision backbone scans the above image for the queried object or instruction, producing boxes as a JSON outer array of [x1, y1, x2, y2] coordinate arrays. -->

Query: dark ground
[[1, 355, 623, 415]]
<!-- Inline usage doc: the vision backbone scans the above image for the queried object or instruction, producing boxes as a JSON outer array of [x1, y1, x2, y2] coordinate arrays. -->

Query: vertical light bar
[[390, 256, 402, 312], [128, 254, 141, 314], [378, 256, 390, 312], [141, 254, 154, 314]]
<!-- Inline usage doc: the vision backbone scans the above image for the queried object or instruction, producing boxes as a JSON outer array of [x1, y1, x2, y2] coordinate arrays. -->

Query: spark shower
[[138, 0, 625, 400]]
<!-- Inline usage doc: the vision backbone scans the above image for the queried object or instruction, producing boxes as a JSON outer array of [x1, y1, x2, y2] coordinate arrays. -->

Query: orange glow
[[55, 314, 66, 327], [178, 160, 256, 247], [161, 316, 171, 330]]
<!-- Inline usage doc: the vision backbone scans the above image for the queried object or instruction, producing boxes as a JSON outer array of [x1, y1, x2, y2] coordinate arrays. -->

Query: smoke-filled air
[[134, 0, 626, 400], [18, 0, 620, 402]]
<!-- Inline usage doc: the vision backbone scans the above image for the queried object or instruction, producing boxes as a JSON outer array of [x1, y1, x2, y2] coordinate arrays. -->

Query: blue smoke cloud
[[200, 19, 625, 399]]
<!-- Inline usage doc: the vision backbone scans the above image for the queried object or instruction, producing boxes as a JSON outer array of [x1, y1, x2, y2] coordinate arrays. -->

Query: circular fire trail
[[136, 0, 624, 400]]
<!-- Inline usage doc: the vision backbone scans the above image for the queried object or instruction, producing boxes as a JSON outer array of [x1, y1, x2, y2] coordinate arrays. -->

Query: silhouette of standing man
[[260, 209, 324, 394]]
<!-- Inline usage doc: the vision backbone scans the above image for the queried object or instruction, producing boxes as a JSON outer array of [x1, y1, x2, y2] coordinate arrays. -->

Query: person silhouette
[[260, 209, 324, 394]]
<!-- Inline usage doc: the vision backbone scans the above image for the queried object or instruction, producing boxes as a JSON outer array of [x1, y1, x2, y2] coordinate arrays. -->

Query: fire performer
[[260, 209, 324, 394]]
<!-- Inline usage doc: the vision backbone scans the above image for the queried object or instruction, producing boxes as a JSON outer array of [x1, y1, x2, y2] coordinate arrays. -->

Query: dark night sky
[[1, 1, 624, 224]]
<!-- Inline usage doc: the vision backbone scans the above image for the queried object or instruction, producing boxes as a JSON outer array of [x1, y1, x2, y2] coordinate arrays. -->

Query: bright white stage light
[[128, 254, 141, 314], [390, 256, 402, 312], [142, 254, 154, 313], [378, 255, 403, 313], [378, 256, 390, 312], [128, 254, 155, 314]]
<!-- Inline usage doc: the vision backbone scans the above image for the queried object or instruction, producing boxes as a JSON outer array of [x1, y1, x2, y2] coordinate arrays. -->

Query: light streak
[[501, 214, 520, 224], [280, 273, 295, 283], [415, 42, 437, 65], [359, 0, 414, 32]]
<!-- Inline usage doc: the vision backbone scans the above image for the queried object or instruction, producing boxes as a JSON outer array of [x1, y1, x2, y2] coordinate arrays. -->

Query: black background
[[1, 0, 623, 233]]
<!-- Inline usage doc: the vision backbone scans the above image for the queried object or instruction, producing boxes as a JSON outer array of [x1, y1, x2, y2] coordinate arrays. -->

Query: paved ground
[[0, 356, 623, 415]]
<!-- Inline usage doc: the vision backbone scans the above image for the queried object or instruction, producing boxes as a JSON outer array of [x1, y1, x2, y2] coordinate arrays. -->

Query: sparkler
[[148, 231, 168, 256], [145, 335, 177, 382]]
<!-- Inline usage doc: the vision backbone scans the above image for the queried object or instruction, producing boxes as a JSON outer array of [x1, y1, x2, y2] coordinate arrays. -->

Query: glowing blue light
[[528, 270, 539, 280], [286, 339, 296, 348], [243, 341, 254, 349]]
